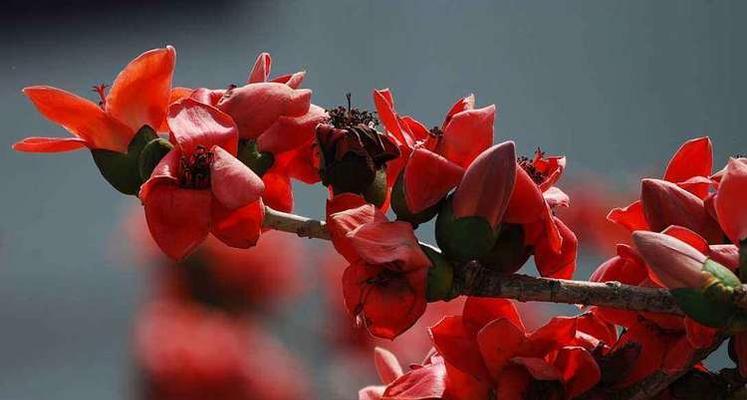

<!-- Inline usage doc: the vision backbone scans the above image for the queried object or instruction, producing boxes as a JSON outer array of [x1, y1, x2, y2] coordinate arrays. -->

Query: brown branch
[[263, 206, 330, 240]]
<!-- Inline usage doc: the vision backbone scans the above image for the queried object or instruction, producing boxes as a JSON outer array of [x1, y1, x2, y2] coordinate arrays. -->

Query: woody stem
[[262, 206, 747, 313]]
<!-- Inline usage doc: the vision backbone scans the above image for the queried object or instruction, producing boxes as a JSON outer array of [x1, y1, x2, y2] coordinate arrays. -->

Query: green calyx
[[479, 223, 532, 275], [435, 196, 498, 262], [420, 243, 456, 302], [138, 138, 174, 181], [362, 168, 388, 208], [237, 140, 275, 177], [391, 172, 441, 226], [670, 259, 742, 329], [91, 125, 159, 195]]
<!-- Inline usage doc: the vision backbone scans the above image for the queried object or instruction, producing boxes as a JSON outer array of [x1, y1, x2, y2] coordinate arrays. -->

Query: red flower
[[608, 137, 714, 232], [359, 347, 449, 400], [503, 149, 575, 278], [429, 297, 602, 399], [342, 220, 432, 339], [714, 157, 747, 243], [373, 89, 495, 214], [14, 47, 175, 153], [184, 52, 327, 212], [139, 99, 265, 260], [135, 299, 309, 400]]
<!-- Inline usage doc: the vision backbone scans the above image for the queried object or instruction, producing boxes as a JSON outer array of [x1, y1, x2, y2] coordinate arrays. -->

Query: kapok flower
[[608, 137, 714, 232], [139, 98, 265, 260], [342, 220, 431, 340], [429, 297, 602, 399], [374, 89, 495, 217], [186, 52, 327, 212], [14, 46, 175, 153], [715, 158, 747, 244]]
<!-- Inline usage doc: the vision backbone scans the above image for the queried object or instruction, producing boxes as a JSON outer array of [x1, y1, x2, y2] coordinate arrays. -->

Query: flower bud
[[91, 125, 158, 195], [633, 231, 742, 328], [452, 141, 517, 229], [435, 196, 497, 262], [420, 244, 455, 302], [640, 179, 722, 243], [632, 231, 710, 290], [138, 137, 173, 181], [236, 140, 274, 177], [715, 158, 747, 244], [478, 223, 531, 274]]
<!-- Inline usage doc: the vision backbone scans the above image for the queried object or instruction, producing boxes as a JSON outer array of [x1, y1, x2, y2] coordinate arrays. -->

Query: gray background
[[1, 0, 745, 398]]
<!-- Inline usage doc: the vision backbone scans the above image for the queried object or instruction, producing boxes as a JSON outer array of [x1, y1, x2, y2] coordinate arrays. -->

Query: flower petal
[[462, 297, 524, 333], [429, 316, 488, 379], [168, 98, 239, 155], [477, 318, 526, 381], [247, 52, 272, 83], [256, 104, 327, 155], [142, 182, 211, 260], [607, 200, 650, 232], [403, 148, 465, 213], [22, 86, 133, 152], [349, 221, 431, 271], [438, 105, 495, 168], [107, 46, 176, 133], [715, 158, 747, 243], [664, 137, 712, 198], [261, 170, 294, 213], [210, 146, 264, 210], [553, 346, 601, 398], [534, 217, 577, 279], [12, 136, 88, 153], [373, 347, 403, 384], [211, 199, 265, 249]]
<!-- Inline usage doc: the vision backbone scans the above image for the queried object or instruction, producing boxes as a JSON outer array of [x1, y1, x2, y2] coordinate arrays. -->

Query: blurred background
[[1, 0, 746, 398]]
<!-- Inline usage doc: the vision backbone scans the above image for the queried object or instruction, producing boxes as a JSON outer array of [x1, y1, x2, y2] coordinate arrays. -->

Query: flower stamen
[[179, 145, 214, 189]]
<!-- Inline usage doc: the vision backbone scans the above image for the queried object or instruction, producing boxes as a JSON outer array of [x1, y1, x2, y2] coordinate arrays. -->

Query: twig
[[263, 206, 330, 240]]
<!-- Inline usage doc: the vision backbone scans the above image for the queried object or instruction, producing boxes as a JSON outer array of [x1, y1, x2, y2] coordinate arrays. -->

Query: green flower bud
[[436, 196, 497, 262], [670, 259, 742, 328], [420, 244, 455, 302], [362, 168, 389, 208], [91, 125, 158, 195]]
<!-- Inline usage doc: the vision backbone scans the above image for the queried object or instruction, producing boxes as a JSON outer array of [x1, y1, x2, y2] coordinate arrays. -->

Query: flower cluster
[[14, 46, 747, 399]]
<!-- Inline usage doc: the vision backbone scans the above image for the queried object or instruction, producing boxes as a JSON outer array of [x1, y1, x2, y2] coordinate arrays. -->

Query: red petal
[[210, 146, 264, 210], [342, 262, 427, 339], [534, 217, 577, 279], [664, 137, 712, 198], [662, 336, 696, 373], [438, 105, 495, 168], [715, 158, 747, 243], [506, 167, 547, 224], [349, 221, 431, 271], [218, 83, 312, 140], [262, 170, 294, 212], [511, 357, 562, 381], [210, 199, 265, 249], [107, 46, 176, 133], [462, 297, 524, 333], [607, 200, 650, 232], [247, 52, 272, 83], [22, 86, 133, 152], [543, 186, 569, 208], [684, 318, 718, 349], [373, 347, 403, 384], [326, 196, 386, 262], [271, 71, 306, 89], [142, 183, 211, 260], [708, 244, 739, 271], [661, 225, 709, 253], [429, 316, 488, 379], [452, 141, 517, 228], [403, 148, 465, 213], [256, 104, 327, 154], [523, 317, 578, 358], [576, 312, 618, 345], [553, 346, 601, 398], [12, 137, 88, 153], [358, 386, 385, 400], [443, 360, 492, 400], [476, 318, 526, 380], [372, 89, 414, 149], [168, 98, 239, 155], [442, 94, 475, 128]]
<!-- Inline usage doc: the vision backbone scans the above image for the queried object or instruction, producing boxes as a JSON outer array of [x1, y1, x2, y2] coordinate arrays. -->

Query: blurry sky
[[1, 1, 746, 398]]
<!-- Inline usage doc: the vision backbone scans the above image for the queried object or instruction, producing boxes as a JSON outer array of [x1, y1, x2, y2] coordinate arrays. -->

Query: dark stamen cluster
[[428, 126, 444, 138], [180, 145, 214, 189], [518, 147, 548, 185], [327, 93, 379, 128]]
